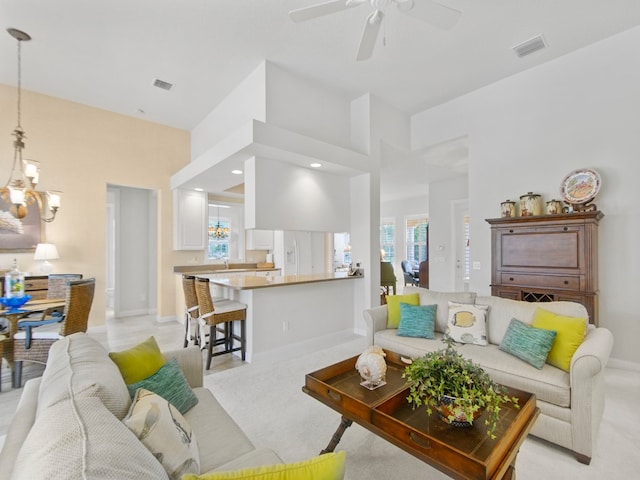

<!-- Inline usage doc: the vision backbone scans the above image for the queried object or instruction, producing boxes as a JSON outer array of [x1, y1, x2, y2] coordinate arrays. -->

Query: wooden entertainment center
[[486, 211, 603, 325]]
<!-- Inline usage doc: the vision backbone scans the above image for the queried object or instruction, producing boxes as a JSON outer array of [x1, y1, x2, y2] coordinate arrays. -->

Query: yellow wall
[[0, 84, 194, 326]]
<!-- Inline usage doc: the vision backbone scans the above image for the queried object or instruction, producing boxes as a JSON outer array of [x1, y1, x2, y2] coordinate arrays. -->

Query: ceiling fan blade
[[398, 0, 462, 30], [289, 0, 360, 23], [356, 10, 383, 61]]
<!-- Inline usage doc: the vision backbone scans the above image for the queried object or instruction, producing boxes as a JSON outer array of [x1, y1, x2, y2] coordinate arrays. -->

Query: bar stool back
[[182, 275, 200, 347]]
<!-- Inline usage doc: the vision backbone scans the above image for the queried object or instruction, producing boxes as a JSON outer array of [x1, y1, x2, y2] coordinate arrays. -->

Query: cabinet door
[[246, 230, 273, 250], [173, 189, 207, 250]]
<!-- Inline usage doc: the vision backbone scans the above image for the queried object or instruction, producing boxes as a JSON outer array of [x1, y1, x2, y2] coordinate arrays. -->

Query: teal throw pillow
[[397, 303, 437, 339], [127, 358, 198, 414], [499, 318, 557, 369]]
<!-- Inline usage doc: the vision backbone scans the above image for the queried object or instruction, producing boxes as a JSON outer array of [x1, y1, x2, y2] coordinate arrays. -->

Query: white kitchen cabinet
[[246, 229, 274, 250], [173, 189, 207, 250]]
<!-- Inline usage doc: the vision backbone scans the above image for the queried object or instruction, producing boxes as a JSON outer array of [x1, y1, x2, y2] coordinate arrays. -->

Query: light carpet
[[204, 336, 640, 480]]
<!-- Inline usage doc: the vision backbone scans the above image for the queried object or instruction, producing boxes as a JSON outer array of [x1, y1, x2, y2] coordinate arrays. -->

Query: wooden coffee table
[[302, 350, 539, 480]]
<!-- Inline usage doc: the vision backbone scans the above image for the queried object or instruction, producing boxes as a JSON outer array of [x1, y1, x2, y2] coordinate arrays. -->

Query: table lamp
[[34, 243, 59, 274]]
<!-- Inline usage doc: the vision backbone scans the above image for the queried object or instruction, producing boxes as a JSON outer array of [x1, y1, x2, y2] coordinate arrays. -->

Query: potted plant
[[402, 336, 519, 439]]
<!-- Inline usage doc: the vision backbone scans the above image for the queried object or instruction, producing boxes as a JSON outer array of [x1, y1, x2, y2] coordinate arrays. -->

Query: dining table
[[0, 298, 65, 390]]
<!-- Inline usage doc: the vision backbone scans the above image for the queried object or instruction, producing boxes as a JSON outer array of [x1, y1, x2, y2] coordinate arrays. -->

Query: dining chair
[[181, 274, 201, 347], [401, 260, 419, 287], [12, 277, 96, 387], [194, 277, 247, 369], [23, 273, 83, 321]]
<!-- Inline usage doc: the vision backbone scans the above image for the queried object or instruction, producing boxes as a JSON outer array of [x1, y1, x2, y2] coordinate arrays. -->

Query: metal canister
[[500, 200, 516, 218], [546, 199, 564, 215], [519, 192, 542, 216]]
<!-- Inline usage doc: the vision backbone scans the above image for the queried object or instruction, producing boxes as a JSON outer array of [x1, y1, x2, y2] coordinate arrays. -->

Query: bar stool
[[181, 275, 200, 348], [194, 277, 247, 369]]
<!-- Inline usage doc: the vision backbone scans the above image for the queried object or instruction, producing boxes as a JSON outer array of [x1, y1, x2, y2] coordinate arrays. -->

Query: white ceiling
[[2, 0, 640, 200]]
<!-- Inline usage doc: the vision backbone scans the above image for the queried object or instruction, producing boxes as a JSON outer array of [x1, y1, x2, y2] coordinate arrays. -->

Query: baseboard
[[607, 357, 640, 372], [155, 315, 178, 324]]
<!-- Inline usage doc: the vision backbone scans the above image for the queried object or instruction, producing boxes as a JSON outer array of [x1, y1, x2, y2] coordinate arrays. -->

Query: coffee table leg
[[321, 416, 353, 454]]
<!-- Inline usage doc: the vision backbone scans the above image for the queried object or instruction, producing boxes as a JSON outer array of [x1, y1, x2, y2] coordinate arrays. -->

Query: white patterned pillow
[[446, 302, 489, 346], [124, 389, 200, 480]]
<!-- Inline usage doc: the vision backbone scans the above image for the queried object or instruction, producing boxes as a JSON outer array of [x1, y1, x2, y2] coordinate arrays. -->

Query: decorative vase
[[500, 200, 516, 218], [519, 192, 542, 216], [434, 395, 485, 427], [545, 199, 564, 215]]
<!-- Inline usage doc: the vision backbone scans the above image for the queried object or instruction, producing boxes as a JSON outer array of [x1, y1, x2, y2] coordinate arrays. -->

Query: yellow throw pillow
[[181, 451, 345, 480], [385, 293, 420, 328], [109, 336, 166, 384], [532, 308, 587, 372]]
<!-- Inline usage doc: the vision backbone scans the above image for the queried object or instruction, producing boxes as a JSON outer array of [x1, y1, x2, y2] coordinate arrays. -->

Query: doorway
[[106, 185, 158, 319], [452, 199, 470, 292]]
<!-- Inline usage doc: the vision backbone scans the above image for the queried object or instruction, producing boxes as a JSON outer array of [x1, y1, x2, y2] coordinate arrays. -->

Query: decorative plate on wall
[[561, 168, 601, 205]]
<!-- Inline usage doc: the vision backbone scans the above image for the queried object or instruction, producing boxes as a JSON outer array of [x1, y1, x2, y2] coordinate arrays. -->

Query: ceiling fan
[[289, 0, 462, 61]]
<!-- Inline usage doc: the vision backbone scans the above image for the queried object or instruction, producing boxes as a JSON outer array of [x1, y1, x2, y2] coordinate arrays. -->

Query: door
[[453, 200, 470, 292]]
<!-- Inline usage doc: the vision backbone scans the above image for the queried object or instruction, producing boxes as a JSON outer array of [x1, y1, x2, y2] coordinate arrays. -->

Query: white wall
[[265, 63, 352, 150], [245, 156, 351, 232], [411, 26, 640, 364], [190, 62, 266, 160], [427, 177, 468, 292]]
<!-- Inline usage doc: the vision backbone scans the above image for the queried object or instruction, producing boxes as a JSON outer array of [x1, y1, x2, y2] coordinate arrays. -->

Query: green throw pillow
[[499, 318, 557, 369], [109, 336, 166, 384], [127, 358, 198, 414], [532, 308, 587, 372], [181, 451, 346, 480], [386, 293, 420, 328], [397, 303, 436, 339]]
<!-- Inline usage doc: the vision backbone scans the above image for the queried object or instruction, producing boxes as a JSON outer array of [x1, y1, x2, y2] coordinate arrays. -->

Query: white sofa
[[363, 286, 614, 465], [0, 333, 285, 480]]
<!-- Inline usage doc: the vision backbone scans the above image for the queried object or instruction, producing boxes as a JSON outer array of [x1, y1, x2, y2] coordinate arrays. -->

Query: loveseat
[[0, 333, 345, 479], [363, 286, 614, 465]]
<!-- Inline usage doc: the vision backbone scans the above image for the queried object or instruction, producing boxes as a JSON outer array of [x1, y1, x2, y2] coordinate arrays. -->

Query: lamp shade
[[34, 243, 59, 261]]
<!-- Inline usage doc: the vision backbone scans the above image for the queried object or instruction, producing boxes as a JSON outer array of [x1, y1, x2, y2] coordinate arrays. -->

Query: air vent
[[512, 34, 547, 58], [153, 78, 173, 91]]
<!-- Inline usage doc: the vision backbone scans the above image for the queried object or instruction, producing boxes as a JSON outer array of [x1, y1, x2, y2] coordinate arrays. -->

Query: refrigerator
[[277, 231, 326, 276]]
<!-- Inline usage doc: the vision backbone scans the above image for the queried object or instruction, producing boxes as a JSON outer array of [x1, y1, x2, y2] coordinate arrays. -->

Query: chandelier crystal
[[1, 28, 61, 223], [208, 206, 229, 240]]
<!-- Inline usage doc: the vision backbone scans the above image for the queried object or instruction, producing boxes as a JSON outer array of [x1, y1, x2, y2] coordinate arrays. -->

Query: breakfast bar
[[208, 272, 362, 362]]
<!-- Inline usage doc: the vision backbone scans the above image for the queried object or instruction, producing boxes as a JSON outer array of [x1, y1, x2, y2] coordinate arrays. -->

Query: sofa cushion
[[385, 293, 420, 328], [12, 389, 169, 480], [185, 388, 256, 473], [124, 389, 200, 480], [127, 358, 199, 414], [532, 308, 587, 372], [211, 449, 284, 473], [476, 296, 588, 345], [182, 451, 346, 480], [446, 302, 488, 346], [499, 318, 557, 369], [109, 336, 167, 384], [36, 333, 131, 420], [397, 303, 436, 338], [402, 287, 476, 333]]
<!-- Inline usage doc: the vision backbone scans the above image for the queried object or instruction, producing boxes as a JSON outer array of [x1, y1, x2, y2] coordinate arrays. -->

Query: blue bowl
[[0, 294, 32, 312]]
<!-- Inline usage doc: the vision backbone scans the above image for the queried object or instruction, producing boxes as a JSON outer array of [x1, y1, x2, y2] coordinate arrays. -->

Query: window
[[207, 217, 230, 260], [405, 215, 428, 268], [380, 218, 395, 263]]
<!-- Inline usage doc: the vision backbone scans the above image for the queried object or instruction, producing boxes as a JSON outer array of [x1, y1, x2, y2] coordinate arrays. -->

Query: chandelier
[[208, 206, 229, 240], [1, 28, 61, 222]]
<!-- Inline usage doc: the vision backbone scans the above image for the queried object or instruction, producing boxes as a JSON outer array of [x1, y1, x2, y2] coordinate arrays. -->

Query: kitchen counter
[[173, 264, 279, 275], [208, 272, 358, 290]]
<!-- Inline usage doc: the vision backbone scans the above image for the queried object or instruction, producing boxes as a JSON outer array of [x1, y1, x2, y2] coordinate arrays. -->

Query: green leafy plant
[[402, 336, 519, 439]]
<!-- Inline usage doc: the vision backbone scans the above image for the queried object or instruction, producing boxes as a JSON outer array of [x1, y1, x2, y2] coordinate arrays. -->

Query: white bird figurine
[[355, 345, 387, 387]]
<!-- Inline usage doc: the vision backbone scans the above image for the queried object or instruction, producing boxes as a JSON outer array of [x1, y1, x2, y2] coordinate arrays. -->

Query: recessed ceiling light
[[194, 188, 204, 191], [310, 163, 322, 168], [231, 169, 243, 175]]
